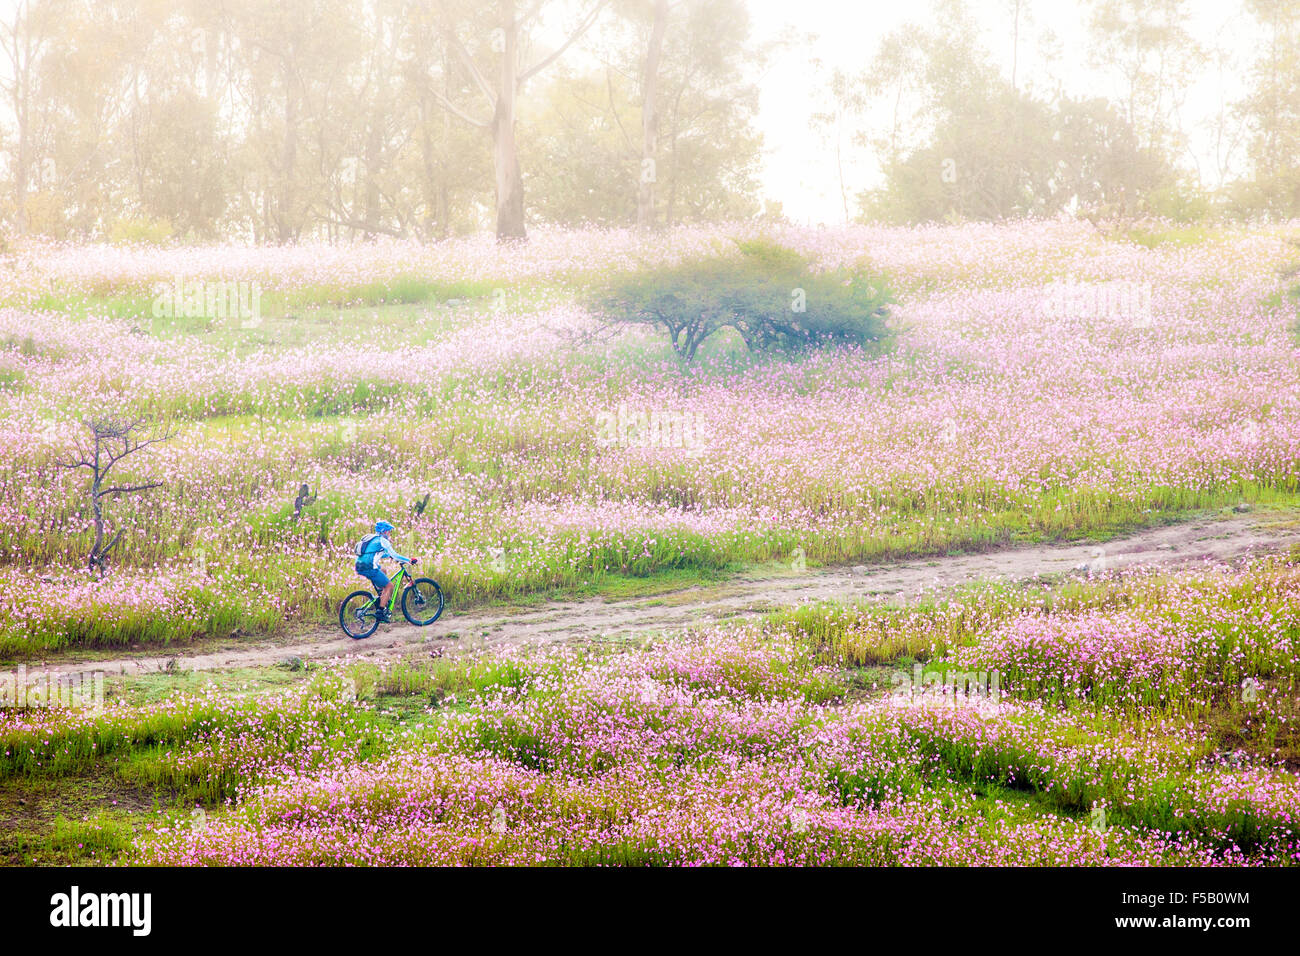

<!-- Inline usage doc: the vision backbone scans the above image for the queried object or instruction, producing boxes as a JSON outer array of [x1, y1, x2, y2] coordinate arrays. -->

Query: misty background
[[0, 0, 1294, 243]]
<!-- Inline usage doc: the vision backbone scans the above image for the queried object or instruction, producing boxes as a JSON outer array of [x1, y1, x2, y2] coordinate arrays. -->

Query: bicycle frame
[[370, 562, 412, 615]]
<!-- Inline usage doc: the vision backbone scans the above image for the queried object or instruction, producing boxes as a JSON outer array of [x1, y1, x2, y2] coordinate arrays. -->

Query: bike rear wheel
[[340, 590, 381, 639], [401, 578, 444, 626]]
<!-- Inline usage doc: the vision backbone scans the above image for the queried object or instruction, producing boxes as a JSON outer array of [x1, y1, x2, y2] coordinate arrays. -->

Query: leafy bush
[[591, 238, 894, 363]]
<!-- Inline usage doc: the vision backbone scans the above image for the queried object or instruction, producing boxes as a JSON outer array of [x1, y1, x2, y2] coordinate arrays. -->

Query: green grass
[[6, 275, 501, 319], [101, 663, 312, 707], [274, 276, 496, 310], [1123, 224, 1224, 248], [0, 770, 154, 865], [46, 811, 136, 860], [346, 654, 555, 704]]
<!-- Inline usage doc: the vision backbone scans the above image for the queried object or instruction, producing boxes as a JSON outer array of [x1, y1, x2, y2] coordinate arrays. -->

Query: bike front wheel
[[401, 578, 444, 626], [340, 590, 381, 639]]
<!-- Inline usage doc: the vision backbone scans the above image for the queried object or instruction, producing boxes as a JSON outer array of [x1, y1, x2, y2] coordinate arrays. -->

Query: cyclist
[[356, 520, 418, 623]]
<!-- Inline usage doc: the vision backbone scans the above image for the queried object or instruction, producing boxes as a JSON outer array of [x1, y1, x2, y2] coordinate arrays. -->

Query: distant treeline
[[0, 0, 1296, 243], [0, 0, 763, 242], [831, 0, 1300, 226]]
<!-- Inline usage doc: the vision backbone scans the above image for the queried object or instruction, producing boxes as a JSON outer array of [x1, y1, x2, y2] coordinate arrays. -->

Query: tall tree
[[0, 0, 60, 233], [221, 0, 362, 242], [1236, 0, 1300, 214], [1084, 0, 1203, 160], [521, 0, 762, 227], [430, 0, 610, 240], [847, 1, 1171, 223], [400, 2, 493, 238], [810, 66, 866, 223], [636, 0, 668, 229]]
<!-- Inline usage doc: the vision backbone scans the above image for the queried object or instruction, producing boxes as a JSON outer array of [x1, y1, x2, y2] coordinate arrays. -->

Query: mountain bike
[[338, 560, 444, 639]]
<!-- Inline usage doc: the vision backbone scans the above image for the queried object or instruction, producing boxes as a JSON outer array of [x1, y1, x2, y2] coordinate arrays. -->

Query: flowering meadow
[[2, 556, 1298, 866], [1, 220, 1298, 866], [1, 219, 1298, 653]]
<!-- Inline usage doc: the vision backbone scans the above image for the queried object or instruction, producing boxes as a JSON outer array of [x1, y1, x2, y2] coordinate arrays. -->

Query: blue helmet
[[374, 520, 394, 534]]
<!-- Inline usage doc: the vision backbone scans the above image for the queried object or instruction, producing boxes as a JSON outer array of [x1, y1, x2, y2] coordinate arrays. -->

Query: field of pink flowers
[[3, 557, 1297, 866], [1, 219, 1297, 654], [2, 220, 1295, 867]]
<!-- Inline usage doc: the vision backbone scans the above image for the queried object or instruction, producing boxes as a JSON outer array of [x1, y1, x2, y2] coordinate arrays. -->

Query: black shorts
[[356, 563, 389, 591]]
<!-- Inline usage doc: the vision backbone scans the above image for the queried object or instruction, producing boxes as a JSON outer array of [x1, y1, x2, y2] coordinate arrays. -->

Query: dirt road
[[37, 509, 1300, 678]]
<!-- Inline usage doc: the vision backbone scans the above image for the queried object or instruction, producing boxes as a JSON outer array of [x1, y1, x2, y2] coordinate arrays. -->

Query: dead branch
[[292, 482, 317, 522], [58, 417, 173, 575]]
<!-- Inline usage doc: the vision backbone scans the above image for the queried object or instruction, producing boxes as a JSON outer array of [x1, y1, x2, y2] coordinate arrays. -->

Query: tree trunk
[[363, 42, 388, 238], [278, 58, 298, 243], [89, 455, 104, 570], [13, 103, 29, 233], [636, 0, 668, 231], [363, 114, 384, 237], [666, 130, 678, 227], [9, 8, 33, 234], [493, 0, 526, 240], [418, 86, 438, 240], [439, 56, 452, 239]]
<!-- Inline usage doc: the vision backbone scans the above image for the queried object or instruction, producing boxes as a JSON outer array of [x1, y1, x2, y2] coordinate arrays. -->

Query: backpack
[[354, 533, 381, 559]]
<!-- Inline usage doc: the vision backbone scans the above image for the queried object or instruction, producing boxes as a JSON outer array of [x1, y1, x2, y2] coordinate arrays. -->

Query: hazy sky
[[744, 0, 1264, 222]]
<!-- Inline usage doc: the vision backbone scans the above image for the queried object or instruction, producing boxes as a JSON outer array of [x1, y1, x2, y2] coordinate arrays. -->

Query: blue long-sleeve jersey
[[357, 534, 409, 569]]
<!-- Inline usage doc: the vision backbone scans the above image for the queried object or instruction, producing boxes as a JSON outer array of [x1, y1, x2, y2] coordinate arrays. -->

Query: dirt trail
[[37, 510, 1300, 678]]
